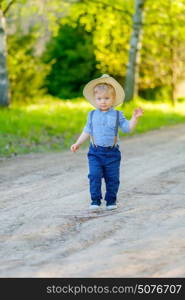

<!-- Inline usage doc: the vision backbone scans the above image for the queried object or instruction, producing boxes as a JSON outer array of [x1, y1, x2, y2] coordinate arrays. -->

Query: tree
[[43, 22, 99, 98], [65, 0, 134, 84], [0, 0, 73, 106], [0, 0, 15, 106], [0, 0, 29, 106], [139, 0, 185, 103], [124, 0, 145, 102]]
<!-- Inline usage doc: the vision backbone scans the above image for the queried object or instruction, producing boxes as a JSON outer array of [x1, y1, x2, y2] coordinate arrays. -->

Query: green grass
[[0, 96, 185, 157]]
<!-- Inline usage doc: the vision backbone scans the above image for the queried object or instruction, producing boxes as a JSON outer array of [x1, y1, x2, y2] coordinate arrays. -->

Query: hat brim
[[83, 76, 125, 108]]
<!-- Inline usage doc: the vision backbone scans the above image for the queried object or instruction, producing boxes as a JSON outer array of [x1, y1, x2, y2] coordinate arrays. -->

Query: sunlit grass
[[136, 99, 185, 115], [0, 96, 185, 157]]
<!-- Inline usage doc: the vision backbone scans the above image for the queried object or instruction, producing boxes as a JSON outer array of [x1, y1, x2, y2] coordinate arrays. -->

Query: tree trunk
[[168, 0, 177, 106], [124, 0, 145, 102], [0, 8, 10, 106]]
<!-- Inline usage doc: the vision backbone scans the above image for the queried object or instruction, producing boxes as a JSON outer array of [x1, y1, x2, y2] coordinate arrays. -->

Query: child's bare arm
[[129, 107, 143, 131], [71, 132, 90, 152]]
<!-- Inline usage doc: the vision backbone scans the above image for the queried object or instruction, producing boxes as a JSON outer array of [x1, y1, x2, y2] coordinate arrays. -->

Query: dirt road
[[0, 124, 185, 277]]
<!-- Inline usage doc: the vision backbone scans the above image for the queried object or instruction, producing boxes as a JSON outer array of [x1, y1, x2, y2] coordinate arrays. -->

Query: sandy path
[[0, 124, 185, 277]]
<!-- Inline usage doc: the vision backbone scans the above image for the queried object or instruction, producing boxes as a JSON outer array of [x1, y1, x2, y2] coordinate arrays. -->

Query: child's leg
[[103, 149, 121, 206], [87, 149, 103, 206]]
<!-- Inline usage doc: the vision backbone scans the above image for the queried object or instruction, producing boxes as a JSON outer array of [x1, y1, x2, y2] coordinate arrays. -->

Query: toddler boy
[[71, 74, 143, 210]]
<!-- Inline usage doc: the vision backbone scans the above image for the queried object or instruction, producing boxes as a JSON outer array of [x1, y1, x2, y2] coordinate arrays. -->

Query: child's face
[[94, 90, 115, 111]]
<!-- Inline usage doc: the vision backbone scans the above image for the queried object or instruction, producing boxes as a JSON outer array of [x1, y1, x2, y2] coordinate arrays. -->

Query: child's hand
[[70, 143, 80, 152], [133, 107, 143, 119]]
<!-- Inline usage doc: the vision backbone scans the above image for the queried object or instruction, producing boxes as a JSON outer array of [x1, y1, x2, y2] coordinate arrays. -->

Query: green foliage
[[139, 0, 185, 94], [2, 0, 185, 103], [68, 0, 133, 77], [41, 0, 134, 99], [4, 0, 70, 103], [7, 27, 50, 103], [67, 0, 185, 100], [1, 0, 27, 11], [139, 85, 172, 101], [42, 23, 100, 98]]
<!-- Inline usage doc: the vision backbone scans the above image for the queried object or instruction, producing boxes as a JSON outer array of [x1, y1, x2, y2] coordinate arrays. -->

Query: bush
[[42, 23, 100, 99], [7, 28, 49, 103], [139, 85, 172, 101]]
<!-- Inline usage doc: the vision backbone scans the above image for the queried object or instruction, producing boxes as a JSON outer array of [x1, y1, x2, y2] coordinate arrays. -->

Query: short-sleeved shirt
[[83, 107, 130, 147]]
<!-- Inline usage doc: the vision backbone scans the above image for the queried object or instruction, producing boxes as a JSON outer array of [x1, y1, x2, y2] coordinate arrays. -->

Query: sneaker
[[89, 204, 100, 210], [106, 204, 117, 210]]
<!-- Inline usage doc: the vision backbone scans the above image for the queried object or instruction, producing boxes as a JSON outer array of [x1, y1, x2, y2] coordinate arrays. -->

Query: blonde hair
[[94, 83, 116, 99]]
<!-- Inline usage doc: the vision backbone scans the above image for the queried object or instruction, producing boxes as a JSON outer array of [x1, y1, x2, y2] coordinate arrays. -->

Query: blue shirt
[[83, 107, 130, 147]]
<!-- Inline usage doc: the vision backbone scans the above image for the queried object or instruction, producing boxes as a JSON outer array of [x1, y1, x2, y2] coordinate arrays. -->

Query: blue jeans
[[87, 143, 121, 206]]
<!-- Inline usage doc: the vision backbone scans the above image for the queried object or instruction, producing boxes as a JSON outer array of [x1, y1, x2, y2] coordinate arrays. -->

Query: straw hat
[[83, 74, 125, 108]]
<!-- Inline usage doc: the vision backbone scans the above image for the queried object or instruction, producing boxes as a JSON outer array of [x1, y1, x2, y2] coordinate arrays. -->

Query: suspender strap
[[90, 110, 96, 147], [90, 109, 119, 147], [112, 110, 119, 147]]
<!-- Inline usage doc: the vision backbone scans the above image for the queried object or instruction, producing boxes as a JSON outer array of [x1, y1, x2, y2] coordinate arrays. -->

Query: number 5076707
[[137, 284, 182, 294]]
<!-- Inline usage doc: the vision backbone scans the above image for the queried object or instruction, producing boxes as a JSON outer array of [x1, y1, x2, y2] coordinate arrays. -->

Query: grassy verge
[[0, 96, 185, 157]]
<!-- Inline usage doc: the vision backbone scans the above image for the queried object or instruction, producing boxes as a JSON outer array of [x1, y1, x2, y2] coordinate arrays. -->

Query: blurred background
[[0, 0, 185, 157]]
